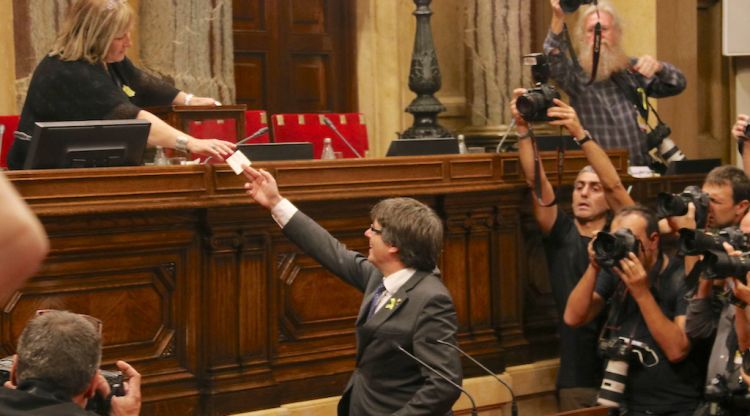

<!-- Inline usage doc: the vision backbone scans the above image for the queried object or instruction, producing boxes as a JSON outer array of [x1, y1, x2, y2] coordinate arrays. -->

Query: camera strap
[[611, 71, 667, 131], [530, 129, 561, 207], [562, 8, 602, 85]]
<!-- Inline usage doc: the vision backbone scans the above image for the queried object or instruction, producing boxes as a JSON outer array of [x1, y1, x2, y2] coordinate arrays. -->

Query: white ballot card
[[226, 150, 252, 175]]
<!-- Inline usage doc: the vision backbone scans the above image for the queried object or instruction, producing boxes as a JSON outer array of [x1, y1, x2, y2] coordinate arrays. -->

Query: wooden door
[[233, 0, 357, 114]]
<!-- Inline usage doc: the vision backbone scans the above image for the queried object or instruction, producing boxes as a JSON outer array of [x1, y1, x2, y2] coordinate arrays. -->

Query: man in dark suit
[[243, 166, 462, 416]]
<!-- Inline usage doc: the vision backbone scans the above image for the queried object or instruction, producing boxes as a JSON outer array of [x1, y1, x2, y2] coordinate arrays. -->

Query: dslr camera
[[593, 229, 640, 270], [655, 185, 710, 229], [702, 250, 750, 282], [646, 122, 686, 166], [678, 226, 750, 257], [560, 0, 596, 13], [517, 53, 561, 122], [0, 356, 124, 416], [698, 373, 750, 416], [597, 337, 658, 408]]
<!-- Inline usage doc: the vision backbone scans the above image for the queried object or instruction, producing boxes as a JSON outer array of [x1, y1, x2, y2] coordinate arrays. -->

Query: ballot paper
[[226, 150, 252, 175]]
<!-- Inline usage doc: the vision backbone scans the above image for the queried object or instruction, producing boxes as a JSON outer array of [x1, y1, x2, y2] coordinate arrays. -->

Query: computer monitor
[[23, 119, 150, 170], [385, 138, 459, 157], [238, 142, 314, 161]]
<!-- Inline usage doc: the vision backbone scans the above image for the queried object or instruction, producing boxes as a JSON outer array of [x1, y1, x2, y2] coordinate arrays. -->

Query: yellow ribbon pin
[[385, 298, 401, 310], [122, 85, 135, 97]]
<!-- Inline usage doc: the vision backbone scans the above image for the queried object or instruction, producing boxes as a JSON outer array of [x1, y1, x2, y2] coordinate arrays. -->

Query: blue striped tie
[[367, 283, 386, 320]]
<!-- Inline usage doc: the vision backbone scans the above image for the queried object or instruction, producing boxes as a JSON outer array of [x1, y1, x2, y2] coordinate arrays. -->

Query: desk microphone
[[427, 337, 518, 416], [321, 116, 363, 158], [391, 342, 478, 416], [202, 126, 269, 164]]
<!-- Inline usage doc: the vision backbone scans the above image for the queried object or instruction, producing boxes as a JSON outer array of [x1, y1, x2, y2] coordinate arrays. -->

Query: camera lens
[[516, 94, 544, 120], [597, 359, 629, 408], [702, 250, 750, 281]]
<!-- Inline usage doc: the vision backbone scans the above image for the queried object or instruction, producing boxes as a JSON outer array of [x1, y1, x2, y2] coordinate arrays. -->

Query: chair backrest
[[271, 113, 368, 159], [0, 115, 20, 169], [244, 110, 270, 143]]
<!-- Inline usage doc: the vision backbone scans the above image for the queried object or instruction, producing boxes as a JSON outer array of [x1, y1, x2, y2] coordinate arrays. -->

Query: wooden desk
[[5, 151, 702, 415]]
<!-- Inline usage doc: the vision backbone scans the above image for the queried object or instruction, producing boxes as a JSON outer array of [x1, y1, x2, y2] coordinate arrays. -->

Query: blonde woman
[[8, 0, 235, 170]]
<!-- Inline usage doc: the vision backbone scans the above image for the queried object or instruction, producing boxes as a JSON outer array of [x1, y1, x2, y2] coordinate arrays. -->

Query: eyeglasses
[[369, 224, 383, 234], [35, 309, 103, 335]]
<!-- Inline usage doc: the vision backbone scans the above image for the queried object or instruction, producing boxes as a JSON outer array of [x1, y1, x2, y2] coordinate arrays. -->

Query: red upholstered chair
[[0, 115, 20, 169], [271, 113, 368, 159], [245, 110, 270, 143]]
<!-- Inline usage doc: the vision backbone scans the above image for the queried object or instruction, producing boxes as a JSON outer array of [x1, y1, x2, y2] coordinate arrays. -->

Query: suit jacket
[[282, 211, 463, 416]]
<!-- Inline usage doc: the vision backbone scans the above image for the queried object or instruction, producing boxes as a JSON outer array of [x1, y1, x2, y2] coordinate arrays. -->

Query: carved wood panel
[[233, 0, 356, 113]]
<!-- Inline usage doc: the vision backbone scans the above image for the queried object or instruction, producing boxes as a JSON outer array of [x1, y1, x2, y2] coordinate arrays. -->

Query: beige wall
[[0, 0, 16, 115]]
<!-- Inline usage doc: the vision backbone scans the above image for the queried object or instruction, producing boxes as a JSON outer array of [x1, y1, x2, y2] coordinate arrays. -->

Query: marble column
[[464, 0, 531, 136]]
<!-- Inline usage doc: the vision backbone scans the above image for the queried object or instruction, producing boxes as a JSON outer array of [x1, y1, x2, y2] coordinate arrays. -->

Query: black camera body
[[678, 226, 750, 256], [560, 0, 596, 13], [0, 356, 124, 416], [702, 250, 750, 282], [699, 374, 750, 415], [655, 185, 710, 229], [593, 229, 640, 269], [518, 53, 561, 123]]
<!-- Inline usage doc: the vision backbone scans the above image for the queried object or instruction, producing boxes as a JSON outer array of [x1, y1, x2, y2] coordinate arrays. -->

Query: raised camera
[[560, 0, 596, 13], [702, 250, 750, 281], [517, 53, 561, 123], [678, 226, 749, 256], [593, 229, 640, 270], [655, 185, 709, 229]]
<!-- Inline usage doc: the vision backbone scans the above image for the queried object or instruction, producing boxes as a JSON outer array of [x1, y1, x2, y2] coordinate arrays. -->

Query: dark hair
[[615, 204, 658, 237], [15, 310, 101, 399], [370, 197, 443, 272], [705, 165, 750, 205]]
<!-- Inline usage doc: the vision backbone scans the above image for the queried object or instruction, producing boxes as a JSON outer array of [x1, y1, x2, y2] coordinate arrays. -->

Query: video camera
[[597, 337, 659, 408], [517, 53, 561, 122], [655, 185, 710, 229], [0, 356, 124, 416], [593, 229, 640, 270], [560, 0, 596, 13], [678, 226, 750, 256]]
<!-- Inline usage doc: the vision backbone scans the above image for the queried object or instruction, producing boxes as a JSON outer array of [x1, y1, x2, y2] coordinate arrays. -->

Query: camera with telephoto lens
[[0, 356, 124, 416], [701, 250, 750, 282], [593, 229, 641, 270], [517, 53, 561, 122], [697, 374, 750, 416], [655, 185, 710, 229], [646, 122, 686, 165], [678, 226, 750, 256], [596, 337, 658, 408], [560, 0, 596, 13]]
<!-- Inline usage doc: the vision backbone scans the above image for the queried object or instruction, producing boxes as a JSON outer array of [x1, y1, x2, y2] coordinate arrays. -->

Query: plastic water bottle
[[457, 134, 468, 154], [154, 146, 169, 165], [321, 138, 336, 160]]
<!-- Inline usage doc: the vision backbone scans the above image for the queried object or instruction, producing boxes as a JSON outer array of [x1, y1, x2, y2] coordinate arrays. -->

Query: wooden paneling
[[7, 150, 701, 415], [233, 0, 356, 114]]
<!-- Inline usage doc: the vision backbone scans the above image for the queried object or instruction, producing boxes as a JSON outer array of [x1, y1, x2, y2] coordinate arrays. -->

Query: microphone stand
[[392, 342, 478, 416], [202, 126, 269, 164], [429, 338, 518, 416], [321, 116, 363, 158]]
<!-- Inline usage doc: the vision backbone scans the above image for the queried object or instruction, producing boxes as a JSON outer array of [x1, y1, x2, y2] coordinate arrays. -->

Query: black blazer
[[283, 211, 463, 416]]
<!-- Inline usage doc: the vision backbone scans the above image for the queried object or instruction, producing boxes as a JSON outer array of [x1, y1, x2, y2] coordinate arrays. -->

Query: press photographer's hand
[[547, 99, 585, 139], [633, 55, 663, 79], [732, 114, 750, 141], [587, 239, 601, 272], [666, 202, 696, 233], [615, 252, 650, 300]]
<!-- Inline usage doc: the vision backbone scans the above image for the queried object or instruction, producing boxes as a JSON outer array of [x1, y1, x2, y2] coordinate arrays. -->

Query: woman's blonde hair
[[50, 0, 134, 64]]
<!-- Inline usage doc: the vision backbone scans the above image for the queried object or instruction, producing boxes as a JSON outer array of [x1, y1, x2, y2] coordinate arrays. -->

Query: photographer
[[545, 0, 686, 166], [565, 205, 702, 415], [0, 310, 141, 415], [511, 90, 633, 410]]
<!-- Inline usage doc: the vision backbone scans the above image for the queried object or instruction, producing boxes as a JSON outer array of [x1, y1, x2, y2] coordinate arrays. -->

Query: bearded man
[[544, 0, 686, 166]]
